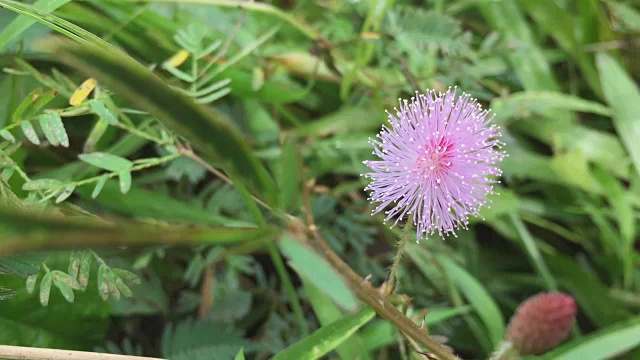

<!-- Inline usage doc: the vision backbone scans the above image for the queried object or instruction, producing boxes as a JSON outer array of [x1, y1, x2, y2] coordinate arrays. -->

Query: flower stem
[[386, 222, 412, 295]]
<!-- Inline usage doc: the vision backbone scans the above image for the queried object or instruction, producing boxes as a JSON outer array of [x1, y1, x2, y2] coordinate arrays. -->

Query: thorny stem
[[386, 221, 413, 296], [300, 169, 459, 360]]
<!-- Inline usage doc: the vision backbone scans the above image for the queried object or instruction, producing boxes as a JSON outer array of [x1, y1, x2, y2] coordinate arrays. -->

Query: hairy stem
[[386, 222, 413, 295]]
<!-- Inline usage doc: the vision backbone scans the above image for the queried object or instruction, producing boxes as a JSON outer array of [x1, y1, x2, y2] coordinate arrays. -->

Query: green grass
[[0, 0, 639, 359]]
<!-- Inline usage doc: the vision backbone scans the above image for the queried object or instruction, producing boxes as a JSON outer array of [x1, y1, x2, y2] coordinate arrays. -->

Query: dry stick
[[0, 346, 165, 360], [300, 172, 459, 360], [199, 266, 214, 318]]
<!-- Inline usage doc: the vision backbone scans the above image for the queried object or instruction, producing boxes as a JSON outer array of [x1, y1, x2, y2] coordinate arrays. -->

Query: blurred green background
[[0, 0, 639, 359]]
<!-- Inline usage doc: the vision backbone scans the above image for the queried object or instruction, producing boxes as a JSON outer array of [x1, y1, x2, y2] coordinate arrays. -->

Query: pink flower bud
[[506, 292, 576, 355]]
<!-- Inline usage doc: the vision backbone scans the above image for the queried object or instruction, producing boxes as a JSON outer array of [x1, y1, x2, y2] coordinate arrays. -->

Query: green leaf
[[438, 256, 505, 347], [78, 250, 92, 291], [22, 178, 63, 191], [20, 121, 40, 145], [26, 274, 38, 294], [79, 152, 133, 172], [303, 279, 371, 360], [88, 99, 119, 126], [0, 130, 16, 143], [91, 174, 108, 199], [55, 183, 75, 204], [39, 272, 52, 306], [551, 151, 600, 193], [478, 0, 570, 125], [97, 264, 109, 301], [597, 53, 640, 176], [112, 268, 141, 285], [272, 307, 375, 360], [279, 233, 357, 311], [68, 251, 81, 279], [107, 269, 121, 301], [0, 0, 117, 49], [76, 180, 245, 226], [44, 37, 277, 204], [161, 318, 252, 360], [1, 168, 14, 181], [234, 349, 245, 360], [48, 112, 69, 148], [52, 270, 81, 290], [27, 90, 58, 119], [509, 214, 558, 291], [607, 1, 640, 33], [0, 254, 109, 348], [0, 0, 71, 51], [12, 88, 43, 123], [114, 277, 132, 298], [0, 255, 43, 277], [84, 118, 109, 153], [492, 91, 610, 123], [0, 205, 272, 254], [38, 113, 59, 146], [541, 317, 640, 360], [118, 170, 131, 194], [293, 107, 384, 138], [53, 275, 75, 303], [519, 0, 602, 97], [592, 166, 635, 243], [277, 139, 302, 212]]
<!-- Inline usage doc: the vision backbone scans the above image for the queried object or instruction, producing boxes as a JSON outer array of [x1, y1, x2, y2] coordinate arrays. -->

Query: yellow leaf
[[164, 49, 190, 68], [69, 77, 97, 106], [360, 32, 380, 40]]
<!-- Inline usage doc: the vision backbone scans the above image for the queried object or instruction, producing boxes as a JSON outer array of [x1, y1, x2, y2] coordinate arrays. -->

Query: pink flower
[[363, 88, 505, 241], [506, 292, 576, 355]]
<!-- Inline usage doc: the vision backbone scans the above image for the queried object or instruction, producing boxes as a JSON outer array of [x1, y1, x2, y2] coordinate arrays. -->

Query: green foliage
[[272, 307, 375, 360], [385, 7, 471, 57], [161, 318, 252, 360], [0, 0, 639, 359]]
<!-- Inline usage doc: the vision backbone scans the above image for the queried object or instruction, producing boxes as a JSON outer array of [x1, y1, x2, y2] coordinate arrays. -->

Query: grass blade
[[541, 317, 640, 360], [438, 255, 505, 347], [272, 307, 375, 360], [597, 53, 640, 176], [0, 0, 70, 51]]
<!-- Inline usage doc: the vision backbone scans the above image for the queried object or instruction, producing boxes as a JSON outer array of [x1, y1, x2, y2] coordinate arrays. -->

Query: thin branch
[[0, 345, 164, 360], [177, 144, 272, 211]]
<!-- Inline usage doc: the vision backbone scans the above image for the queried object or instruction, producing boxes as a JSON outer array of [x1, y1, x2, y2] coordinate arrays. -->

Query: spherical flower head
[[362, 87, 505, 241], [506, 292, 576, 355]]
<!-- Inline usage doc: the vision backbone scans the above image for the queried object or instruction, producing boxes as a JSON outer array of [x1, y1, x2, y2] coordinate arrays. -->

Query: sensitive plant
[[0, 0, 639, 360], [363, 88, 505, 241]]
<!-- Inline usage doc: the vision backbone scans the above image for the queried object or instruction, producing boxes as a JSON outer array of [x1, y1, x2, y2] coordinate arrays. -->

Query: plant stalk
[[386, 221, 413, 295]]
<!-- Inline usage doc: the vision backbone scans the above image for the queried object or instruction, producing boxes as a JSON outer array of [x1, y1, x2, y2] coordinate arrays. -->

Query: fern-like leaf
[[385, 7, 472, 57]]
